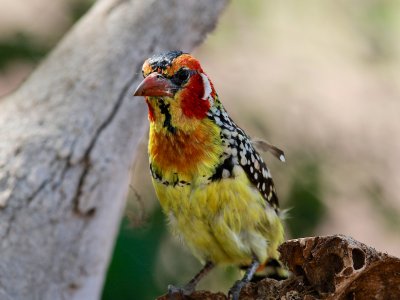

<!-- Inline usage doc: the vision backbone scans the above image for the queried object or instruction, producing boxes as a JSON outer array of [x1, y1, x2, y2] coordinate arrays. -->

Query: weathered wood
[[280, 235, 400, 300], [157, 235, 400, 300], [0, 0, 228, 299]]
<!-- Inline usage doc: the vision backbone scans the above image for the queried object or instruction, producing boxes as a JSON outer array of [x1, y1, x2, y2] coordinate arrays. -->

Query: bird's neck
[[146, 90, 214, 133]]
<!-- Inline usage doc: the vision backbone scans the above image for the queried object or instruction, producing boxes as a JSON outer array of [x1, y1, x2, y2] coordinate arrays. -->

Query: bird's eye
[[171, 68, 191, 86]]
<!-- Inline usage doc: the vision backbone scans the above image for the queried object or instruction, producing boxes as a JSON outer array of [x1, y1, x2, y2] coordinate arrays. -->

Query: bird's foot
[[228, 280, 246, 300], [167, 261, 214, 299], [167, 283, 195, 299]]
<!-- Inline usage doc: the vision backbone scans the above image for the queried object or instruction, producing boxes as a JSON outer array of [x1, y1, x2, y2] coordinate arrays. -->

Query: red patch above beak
[[133, 73, 177, 97]]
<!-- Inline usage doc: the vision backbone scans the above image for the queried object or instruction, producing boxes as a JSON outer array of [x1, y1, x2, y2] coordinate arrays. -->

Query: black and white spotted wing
[[207, 106, 279, 210]]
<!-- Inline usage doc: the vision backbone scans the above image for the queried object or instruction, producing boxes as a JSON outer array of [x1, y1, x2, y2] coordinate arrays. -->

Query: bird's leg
[[228, 259, 260, 300], [168, 261, 214, 297]]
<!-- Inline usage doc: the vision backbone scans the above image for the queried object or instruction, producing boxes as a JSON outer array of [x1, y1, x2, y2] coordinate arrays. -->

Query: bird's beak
[[133, 73, 177, 97]]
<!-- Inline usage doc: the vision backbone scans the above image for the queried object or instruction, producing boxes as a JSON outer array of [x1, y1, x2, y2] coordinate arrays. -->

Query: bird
[[133, 50, 287, 299]]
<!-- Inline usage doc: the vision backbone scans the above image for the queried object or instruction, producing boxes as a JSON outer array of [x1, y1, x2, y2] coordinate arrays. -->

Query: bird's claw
[[168, 283, 195, 299], [228, 280, 246, 300]]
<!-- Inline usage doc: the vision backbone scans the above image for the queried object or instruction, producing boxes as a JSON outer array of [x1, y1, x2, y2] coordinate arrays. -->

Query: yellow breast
[[152, 166, 284, 266]]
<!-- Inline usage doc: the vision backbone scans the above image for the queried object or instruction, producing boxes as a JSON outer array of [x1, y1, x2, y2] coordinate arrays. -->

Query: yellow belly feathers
[[149, 119, 284, 266]]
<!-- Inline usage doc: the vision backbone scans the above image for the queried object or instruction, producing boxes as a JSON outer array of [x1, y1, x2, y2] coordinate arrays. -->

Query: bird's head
[[134, 50, 217, 133]]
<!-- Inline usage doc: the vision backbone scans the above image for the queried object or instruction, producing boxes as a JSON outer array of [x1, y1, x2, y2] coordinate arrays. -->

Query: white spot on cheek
[[200, 73, 213, 101]]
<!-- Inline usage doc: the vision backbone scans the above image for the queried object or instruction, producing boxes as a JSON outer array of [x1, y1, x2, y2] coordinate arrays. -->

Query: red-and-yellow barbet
[[134, 50, 287, 299]]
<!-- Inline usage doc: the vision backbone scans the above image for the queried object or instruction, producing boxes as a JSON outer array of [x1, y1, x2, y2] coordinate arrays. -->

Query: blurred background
[[1, 0, 400, 299]]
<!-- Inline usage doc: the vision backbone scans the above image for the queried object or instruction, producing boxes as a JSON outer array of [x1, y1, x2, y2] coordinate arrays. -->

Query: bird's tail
[[257, 258, 288, 281]]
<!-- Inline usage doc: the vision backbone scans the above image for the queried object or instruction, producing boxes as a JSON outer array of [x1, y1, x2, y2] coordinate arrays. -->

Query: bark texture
[[157, 235, 400, 300], [0, 0, 227, 299]]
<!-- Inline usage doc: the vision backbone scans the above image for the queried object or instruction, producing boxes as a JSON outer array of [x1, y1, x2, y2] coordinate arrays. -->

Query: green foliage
[[366, 183, 400, 231], [102, 208, 166, 300], [285, 158, 325, 238], [235, 0, 264, 18], [0, 33, 48, 70], [355, 0, 400, 62], [69, 0, 95, 22], [0, 1, 94, 71]]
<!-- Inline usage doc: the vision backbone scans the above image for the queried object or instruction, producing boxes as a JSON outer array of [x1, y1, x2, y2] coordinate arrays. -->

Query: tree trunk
[[0, 0, 227, 299]]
